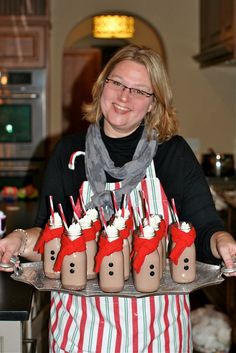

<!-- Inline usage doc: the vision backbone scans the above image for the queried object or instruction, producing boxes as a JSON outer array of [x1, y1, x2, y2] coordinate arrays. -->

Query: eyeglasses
[[105, 78, 154, 98]]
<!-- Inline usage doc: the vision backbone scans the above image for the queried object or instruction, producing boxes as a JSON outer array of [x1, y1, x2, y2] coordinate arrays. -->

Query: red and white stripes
[[49, 293, 192, 353], [48, 161, 192, 353]]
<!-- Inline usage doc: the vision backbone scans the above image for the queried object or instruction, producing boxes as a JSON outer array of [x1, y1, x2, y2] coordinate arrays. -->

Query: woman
[[0, 44, 236, 353]]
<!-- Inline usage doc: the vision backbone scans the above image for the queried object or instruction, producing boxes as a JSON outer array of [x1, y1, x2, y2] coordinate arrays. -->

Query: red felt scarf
[[133, 235, 160, 273], [93, 219, 102, 233], [34, 224, 64, 254], [53, 233, 86, 272], [119, 227, 129, 239], [82, 227, 96, 241], [94, 236, 123, 273], [154, 218, 166, 241], [169, 224, 196, 265], [126, 216, 134, 231]]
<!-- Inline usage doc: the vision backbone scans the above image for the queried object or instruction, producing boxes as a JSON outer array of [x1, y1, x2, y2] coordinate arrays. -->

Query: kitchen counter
[[0, 199, 37, 320], [0, 272, 34, 353], [0, 271, 33, 321], [0, 199, 39, 352]]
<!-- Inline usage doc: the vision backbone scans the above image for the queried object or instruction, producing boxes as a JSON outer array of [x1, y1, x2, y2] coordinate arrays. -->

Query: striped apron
[[49, 162, 192, 353]]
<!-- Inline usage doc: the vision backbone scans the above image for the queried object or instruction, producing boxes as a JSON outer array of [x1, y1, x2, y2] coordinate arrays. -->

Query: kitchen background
[[0, 0, 236, 175], [49, 0, 236, 159], [0, 1, 236, 352]]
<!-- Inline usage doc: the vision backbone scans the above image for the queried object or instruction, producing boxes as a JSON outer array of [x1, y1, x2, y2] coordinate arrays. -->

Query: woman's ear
[[147, 102, 153, 113]]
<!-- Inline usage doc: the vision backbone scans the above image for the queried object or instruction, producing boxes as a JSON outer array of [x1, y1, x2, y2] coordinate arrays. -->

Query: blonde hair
[[83, 44, 178, 142]]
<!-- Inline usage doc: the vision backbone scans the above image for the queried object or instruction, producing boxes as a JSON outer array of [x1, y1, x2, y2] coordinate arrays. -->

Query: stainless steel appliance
[[0, 69, 47, 181]]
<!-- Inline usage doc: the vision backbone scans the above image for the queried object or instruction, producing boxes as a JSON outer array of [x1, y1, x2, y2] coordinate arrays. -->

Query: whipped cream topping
[[149, 214, 162, 230], [179, 221, 191, 233], [79, 214, 92, 229], [113, 216, 126, 230], [116, 208, 130, 220], [86, 208, 99, 221], [106, 225, 119, 241], [67, 222, 82, 239], [143, 218, 149, 227], [49, 212, 62, 227], [142, 225, 155, 239]]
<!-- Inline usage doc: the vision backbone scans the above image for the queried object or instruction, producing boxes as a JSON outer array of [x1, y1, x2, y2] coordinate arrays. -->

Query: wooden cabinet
[[0, 321, 22, 353], [194, 0, 236, 67], [0, 1, 50, 68], [0, 19, 49, 68]]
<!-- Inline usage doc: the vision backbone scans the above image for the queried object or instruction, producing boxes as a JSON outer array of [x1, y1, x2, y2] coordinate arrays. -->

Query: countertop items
[[202, 153, 234, 177], [0, 270, 33, 321]]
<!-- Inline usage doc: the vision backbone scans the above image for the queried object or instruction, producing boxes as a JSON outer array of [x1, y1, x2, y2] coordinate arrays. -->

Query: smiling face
[[100, 60, 154, 138]]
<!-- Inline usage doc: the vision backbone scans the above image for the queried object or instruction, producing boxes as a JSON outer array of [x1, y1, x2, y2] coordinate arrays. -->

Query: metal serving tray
[[11, 261, 224, 298]]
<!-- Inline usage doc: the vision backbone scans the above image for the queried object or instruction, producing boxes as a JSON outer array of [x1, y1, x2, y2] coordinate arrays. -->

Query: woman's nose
[[119, 87, 130, 100]]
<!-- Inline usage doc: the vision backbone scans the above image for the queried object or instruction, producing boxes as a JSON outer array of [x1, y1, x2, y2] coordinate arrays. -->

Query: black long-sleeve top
[[34, 126, 224, 265]]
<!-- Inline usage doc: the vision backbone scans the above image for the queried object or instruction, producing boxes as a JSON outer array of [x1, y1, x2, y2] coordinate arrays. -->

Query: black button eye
[[150, 271, 155, 276], [109, 271, 114, 276], [51, 250, 55, 255], [70, 263, 75, 267], [149, 264, 154, 269], [184, 258, 189, 263], [184, 266, 189, 271], [108, 263, 114, 267]]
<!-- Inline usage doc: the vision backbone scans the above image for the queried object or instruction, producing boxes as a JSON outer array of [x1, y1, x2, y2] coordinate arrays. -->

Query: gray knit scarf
[[85, 123, 158, 220]]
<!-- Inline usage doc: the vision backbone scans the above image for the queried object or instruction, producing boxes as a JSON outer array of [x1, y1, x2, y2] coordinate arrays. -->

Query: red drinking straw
[[143, 191, 151, 222], [99, 206, 107, 232], [69, 195, 75, 209], [139, 190, 150, 222], [112, 191, 118, 213], [171, 198, 180, 224], [49, 195, 55, 223], [69, 196, 80, 222], [79, 190, 86, 214], [75, 194, 83, 218], [58, 203, 69, 232], [121, 194, 127, 217], [137, 209, 144, 236]]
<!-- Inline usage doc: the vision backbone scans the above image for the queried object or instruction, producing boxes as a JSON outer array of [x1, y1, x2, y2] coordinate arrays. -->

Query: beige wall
[[50, 0, 236, 159]]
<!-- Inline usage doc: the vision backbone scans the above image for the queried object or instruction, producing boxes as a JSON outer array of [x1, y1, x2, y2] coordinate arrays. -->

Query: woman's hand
[[0, 227, 42, 271], [211, 231, 236, 276], [0, 232, 22, 271]]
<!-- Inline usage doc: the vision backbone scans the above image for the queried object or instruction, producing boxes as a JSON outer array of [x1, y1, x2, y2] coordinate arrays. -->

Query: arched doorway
[[62, 14, 166, 135]]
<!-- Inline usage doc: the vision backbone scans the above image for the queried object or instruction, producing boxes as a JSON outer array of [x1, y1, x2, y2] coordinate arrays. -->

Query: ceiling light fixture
[[92, 15, 135, 39]]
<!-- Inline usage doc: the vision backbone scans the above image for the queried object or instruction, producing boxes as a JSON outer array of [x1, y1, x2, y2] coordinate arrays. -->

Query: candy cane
[[68, 151, 85, 170]]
